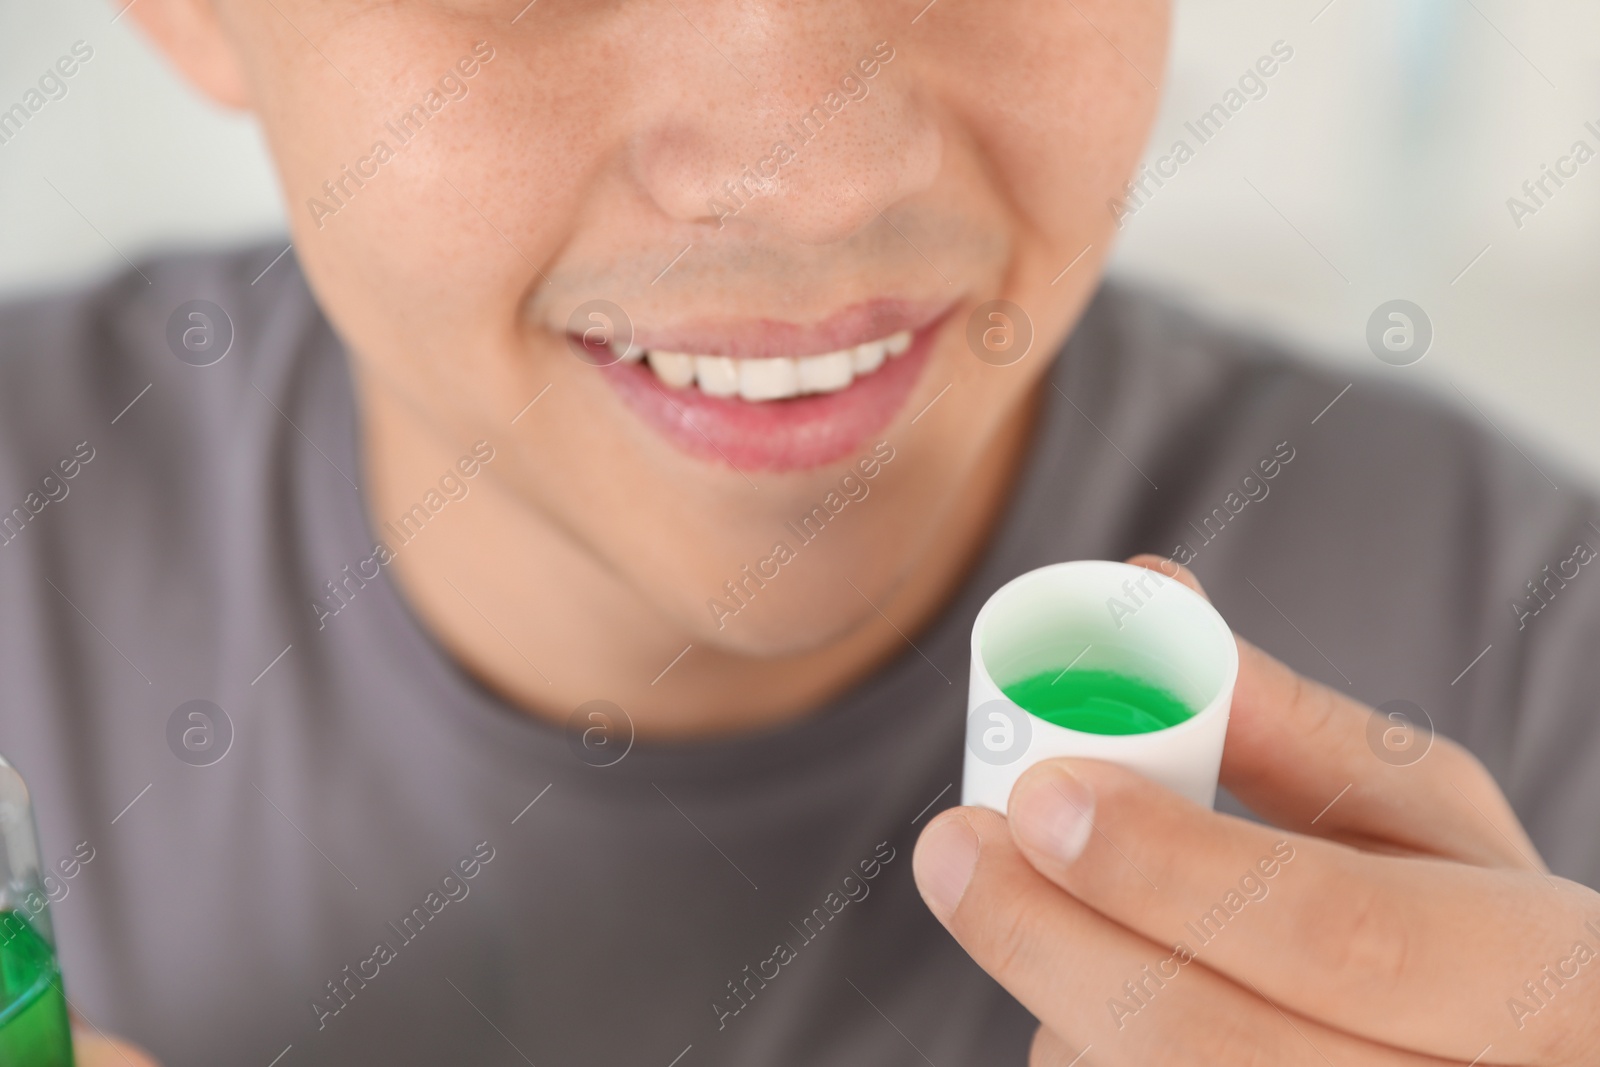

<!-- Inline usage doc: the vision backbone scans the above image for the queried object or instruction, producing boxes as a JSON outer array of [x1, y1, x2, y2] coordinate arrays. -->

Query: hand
[[74, 1030, 161, 1067], [914, 558, 1600, 1065]]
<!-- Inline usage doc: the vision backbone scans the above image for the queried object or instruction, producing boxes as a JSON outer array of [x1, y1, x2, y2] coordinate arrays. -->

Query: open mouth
[[580, 301, 951, 473]]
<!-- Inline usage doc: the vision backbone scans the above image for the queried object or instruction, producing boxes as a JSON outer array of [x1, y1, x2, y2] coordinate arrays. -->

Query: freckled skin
[[130, 0, 1169, 737]]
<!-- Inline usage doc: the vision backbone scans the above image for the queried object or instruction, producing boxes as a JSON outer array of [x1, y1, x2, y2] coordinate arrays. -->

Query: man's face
[[203, 0, 1167, 655]]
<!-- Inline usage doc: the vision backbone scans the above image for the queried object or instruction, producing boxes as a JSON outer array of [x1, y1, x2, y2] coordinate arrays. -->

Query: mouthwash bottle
[[0, 754, 75, 1065]]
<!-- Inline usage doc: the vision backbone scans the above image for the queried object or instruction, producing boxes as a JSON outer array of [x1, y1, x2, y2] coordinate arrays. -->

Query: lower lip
[[594, 321, 942, 473]]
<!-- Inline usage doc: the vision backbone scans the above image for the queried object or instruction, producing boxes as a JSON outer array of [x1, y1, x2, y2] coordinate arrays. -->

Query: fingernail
[[913, 814, 980, 921], [1012, 766, 1095, 864]]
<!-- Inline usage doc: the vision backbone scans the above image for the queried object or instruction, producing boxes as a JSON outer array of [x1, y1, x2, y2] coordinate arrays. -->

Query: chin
[[684, 596, 884, 661]]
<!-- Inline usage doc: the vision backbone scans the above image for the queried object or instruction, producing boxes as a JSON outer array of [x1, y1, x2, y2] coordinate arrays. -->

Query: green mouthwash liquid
[[0, 910, 74, 1066], [1003, 668, 1194, 735]]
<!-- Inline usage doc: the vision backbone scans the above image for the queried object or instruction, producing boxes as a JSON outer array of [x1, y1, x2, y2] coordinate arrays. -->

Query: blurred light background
[[2, 0, 1598, 475]]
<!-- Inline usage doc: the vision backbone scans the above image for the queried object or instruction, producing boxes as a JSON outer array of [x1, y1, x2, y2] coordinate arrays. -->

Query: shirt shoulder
[[1073, 280, 1591, 549], [0, 245, 322, 487]]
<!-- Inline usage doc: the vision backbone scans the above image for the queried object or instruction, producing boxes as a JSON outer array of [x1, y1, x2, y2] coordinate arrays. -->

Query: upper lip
[[600, 298, 956, 359]]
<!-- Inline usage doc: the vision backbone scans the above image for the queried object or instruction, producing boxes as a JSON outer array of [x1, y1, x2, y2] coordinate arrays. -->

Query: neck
[[355, 375, 1040, 741]]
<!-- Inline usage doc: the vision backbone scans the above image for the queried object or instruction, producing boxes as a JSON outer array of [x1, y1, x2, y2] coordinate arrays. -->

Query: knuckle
[[1536, 986, 1600, 1065], [1296, 872, 1410, 995], [977, 897, 1040, 986], [1293, 671, 1343, 744], [1177, 1008, 1285, 1067]]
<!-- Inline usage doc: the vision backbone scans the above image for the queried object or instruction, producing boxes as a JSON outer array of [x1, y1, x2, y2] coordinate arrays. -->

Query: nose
[[628, 13, 942, 246]]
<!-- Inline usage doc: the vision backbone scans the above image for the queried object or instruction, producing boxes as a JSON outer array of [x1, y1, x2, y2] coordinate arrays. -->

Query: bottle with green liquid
[[0, 754, 75, 1066]]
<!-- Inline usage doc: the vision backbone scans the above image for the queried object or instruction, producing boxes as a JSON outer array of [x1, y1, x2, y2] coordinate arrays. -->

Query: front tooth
[[695, 355, 740, 397], [884, 330, 912, 356], [739, 357, 800, 401], [797, 351, 854, 394], [610, 340, 645, 362], [851, 341, 887, 375], [647, 350, 696, 389]]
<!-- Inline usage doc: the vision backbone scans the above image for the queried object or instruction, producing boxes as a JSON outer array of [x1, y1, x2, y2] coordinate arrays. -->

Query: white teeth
[[633, 328, 914, 402], [609, 340, 645, 362], [797, 350, 854, 394], [739, 357, 800, 401], [694, 355, 740, 397], [647, 350, 696, 389], [851, 341, 887, 375]]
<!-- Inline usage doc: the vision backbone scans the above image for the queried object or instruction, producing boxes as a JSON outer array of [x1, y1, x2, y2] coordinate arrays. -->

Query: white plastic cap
[[961, 560, 1238, 812]]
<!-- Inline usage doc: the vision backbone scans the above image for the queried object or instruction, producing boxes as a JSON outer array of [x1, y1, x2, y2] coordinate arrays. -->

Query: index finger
[[1226, 636, 1542, 869], [913, 806, 1458, 1067], [1007, 758, 1596, 1063], [1125, 556, 1542, 870]]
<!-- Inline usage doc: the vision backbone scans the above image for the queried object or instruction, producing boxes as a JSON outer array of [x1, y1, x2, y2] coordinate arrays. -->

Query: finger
[[1130, 555, 1538, 867], [74, 1031, 162, 1067], [1225, 634, 1543, 869], [1128, 555, 1539, 868], [913, 806, 1454, 1066], [1125, 554, 1206, 597], [1007, 757, 1600, 1063], [1028, 1026, 1082, 1067]]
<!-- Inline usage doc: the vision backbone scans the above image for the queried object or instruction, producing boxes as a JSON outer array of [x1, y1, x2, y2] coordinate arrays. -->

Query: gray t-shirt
[[2, 247, 1598, 1066]]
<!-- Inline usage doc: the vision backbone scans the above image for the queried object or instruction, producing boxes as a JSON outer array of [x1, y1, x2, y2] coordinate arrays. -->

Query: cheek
[[244, 10, 607, 392], [924, 0, 1167, 244], [915, 1, 1166, 371]]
